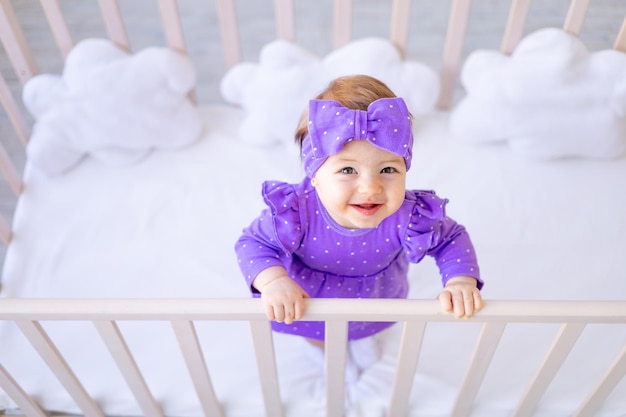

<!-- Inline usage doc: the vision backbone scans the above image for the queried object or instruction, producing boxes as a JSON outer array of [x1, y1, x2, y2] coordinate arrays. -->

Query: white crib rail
[[1, 298, 625, 417]]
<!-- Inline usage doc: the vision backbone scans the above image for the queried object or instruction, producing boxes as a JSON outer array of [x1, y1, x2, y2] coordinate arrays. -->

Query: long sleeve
[[403, 190, 482, 289], [235, 181, 305, 292]]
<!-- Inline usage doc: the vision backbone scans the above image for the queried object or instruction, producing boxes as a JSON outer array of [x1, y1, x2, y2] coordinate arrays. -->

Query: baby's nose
[[358, 175, 383, 195]]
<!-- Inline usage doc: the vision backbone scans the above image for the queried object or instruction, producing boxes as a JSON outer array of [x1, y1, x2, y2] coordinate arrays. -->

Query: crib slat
[[0, 75, 25, 197], [512, 322, 586, 417], [97, 0, 130, 51], [563, 0, 590, 35], [387, 321, 426, 417], [157, 0, 197, 103], [0, 213, 11, 245], [157, 0, 187, 54], [0, 363, 47, 417], [216, 0, 242, 67], [93, 320, 164, 417], [249, 320, 284, 417], [0, 71, 29, 146], [615, 16, 626, 52], [574, 345, 626, 417], [451, 322, 507, 417], [0, 0, 38, 85], [40, 0, 74, 57], [0, 140, 23, 195], [325, 320, 349, 417], [390, 0, 412, 57], [333, 0, 353, 49], [15, 320, 105, 417], [274, 0, 295, 42], [172, 320, 224, 417], [437, 0, 472, 109], [500, 0, 531, 54]]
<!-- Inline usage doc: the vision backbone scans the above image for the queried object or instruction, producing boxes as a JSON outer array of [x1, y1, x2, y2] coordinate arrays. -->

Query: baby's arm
[[253, 266, 309, 325], [438, 275, 483, 318]]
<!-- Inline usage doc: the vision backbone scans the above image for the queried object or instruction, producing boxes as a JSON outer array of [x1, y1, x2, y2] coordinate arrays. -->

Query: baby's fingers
[[283, 293, 309, 324], [262, 297, 306, 324], [448, 290, 467, 318], [459, 288, 484, 318], [438, 291, 454, 315], [294, 295, 307, 322], [438, 287, 481, 319], [282, 302, 296, 324], [473, 290, 484, 313], [263, 302, 277, 322], [260, 295, 287, 323]]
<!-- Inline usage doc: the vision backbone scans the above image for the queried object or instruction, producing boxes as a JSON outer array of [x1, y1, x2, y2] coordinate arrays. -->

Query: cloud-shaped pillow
[[450, 28, 626, 159], [23, 38, 203, 175], [220, 38, 439, 148]]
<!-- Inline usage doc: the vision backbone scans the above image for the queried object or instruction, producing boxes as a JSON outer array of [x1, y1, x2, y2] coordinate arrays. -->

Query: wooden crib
[[2, 298, 626, 417], [1, 1, 626, 416]]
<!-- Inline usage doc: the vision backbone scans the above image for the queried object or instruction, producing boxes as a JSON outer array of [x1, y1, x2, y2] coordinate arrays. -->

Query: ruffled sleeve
[[403, 190, 448, 263], [261, 180, 304, 255], [403, 190, 482, 288], [235, 181, 305, 294]]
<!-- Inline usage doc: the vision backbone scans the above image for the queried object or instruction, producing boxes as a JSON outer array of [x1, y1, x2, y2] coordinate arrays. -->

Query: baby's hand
[[256, 274, 309, 325], [438, 276, 483, 319]]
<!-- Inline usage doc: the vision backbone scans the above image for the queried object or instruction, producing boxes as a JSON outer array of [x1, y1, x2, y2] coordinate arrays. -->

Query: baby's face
[[311, 140, 406, 229]]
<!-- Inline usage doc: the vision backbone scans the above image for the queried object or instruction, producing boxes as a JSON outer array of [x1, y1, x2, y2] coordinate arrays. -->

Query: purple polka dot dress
[[235, 178, 482, 341]]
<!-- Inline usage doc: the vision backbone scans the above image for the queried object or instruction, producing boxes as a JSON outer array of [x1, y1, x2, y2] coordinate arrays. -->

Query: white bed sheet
[[1, 105, 625, 417]]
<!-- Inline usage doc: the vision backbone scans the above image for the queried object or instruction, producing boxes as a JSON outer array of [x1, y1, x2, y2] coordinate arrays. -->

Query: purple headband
[[301, 97, 413, 177]]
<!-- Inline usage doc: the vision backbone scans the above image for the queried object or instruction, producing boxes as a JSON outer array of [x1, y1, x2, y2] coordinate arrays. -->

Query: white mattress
[[1, 105, 625, 417]]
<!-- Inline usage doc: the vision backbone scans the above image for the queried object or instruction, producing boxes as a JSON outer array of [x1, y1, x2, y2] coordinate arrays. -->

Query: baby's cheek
[[388, 192, 405, 215]]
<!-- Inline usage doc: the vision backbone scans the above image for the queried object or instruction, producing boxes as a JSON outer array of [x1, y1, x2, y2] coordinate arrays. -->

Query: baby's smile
[[350, 203, 383, 216]]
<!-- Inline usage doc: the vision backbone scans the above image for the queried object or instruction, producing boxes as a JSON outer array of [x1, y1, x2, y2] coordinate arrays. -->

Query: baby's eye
[[340, 167, 356, 175], [381, 167, 398, 174]]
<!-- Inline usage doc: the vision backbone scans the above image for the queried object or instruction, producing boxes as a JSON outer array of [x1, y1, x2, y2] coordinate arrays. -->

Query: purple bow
[[301, 97, 413, 177]]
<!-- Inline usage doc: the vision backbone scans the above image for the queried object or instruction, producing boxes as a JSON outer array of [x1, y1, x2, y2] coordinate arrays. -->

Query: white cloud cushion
[[450, 28, 626, 159], [220, 38, 440, 148], [23, 38, 203, 175]]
